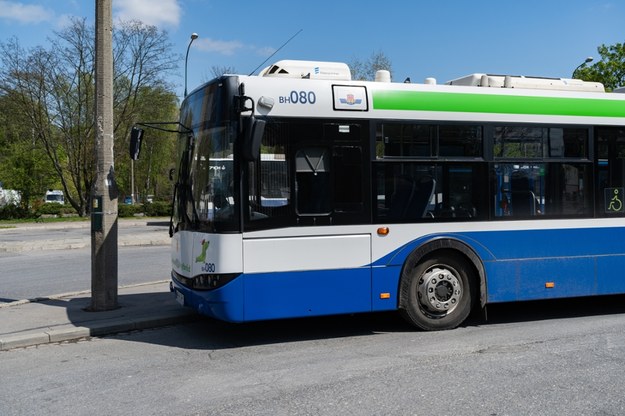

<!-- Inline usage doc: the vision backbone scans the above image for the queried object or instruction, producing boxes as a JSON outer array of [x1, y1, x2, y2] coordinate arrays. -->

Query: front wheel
[[400, 253, 476, 331]]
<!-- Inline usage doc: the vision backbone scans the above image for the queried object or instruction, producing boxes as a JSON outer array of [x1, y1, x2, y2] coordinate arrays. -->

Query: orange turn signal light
[[377, 227, 389, 236], [545, 282, 555, 288]]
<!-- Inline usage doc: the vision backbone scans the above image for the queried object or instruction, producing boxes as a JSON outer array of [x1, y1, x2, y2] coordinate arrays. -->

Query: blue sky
[[1, 0, 624, 99]]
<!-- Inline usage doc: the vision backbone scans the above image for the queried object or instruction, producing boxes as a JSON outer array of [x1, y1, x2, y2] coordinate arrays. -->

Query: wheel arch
[[398, 237, 487, 310]]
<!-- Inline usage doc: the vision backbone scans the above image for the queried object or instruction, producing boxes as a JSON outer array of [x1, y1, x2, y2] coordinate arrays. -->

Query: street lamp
[[572, 56, 593, 78], [184, 32, 199, 97]]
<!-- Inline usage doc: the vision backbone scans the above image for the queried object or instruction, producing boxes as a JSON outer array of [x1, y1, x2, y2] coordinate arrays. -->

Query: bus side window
[[295, 147, 331, 215], [596, 128, 625, 216], [388, 174, 435, 220], [333, 146, 363, 213], [493, 164, 542, 218]]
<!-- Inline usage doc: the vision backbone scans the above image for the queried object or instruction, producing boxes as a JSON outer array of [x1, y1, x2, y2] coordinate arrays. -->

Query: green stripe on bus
[[372, 90, 625, 118]]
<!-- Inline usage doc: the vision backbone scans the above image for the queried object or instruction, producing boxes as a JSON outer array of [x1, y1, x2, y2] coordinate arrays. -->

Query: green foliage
[[576, 42, 625, 91], [0, 18, 180, 217], [117, 201, 170, 217], [118, 203, 142, 218], [115, 85, 178, 207], [0, 204, 30, 220], [143, 201, 172, 217], [0, 93, 57, 207], [36, 203, 77, 216]]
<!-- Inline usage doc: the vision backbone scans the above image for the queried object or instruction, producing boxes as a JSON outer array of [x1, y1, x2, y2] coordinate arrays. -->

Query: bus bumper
[[170, 276, 245, 322]]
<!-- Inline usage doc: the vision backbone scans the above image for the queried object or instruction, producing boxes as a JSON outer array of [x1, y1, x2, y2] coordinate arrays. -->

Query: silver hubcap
[[418, 266, 463, 315]]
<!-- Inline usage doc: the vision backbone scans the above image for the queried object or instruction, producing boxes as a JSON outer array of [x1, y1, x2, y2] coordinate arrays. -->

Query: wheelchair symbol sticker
[[606, 188, 625, 213]]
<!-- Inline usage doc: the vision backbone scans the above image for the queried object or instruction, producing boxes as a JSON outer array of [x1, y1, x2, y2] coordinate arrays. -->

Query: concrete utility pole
[[91, 0, 118, 311]]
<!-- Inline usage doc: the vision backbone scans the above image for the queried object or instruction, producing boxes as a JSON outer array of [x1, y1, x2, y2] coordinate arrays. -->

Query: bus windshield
[[174, 78, 239, 232], [190, 130, 235, 227]]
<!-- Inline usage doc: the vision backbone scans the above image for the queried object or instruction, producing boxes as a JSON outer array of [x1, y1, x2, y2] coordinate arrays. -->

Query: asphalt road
[[3, 220, 625, 414], [0, 219, 625, 416], [0, 245, 171, 303], [0, 220, 171, 303], [2, 298, 625, 415]]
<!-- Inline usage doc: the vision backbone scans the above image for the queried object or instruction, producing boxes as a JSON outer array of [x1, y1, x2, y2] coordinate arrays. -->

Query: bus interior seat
[[389, 176, 415, 219], [412, 176, 436, 218], [389, 175, 436, 220], [511, 175, 536, 216]]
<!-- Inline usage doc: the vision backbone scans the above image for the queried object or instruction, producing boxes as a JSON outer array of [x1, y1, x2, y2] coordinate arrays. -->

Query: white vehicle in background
[[44, 189, 65, 204]]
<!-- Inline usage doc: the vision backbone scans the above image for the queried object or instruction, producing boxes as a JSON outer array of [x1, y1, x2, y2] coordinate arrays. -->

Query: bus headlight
[[192, 273, 239, 290], [172, 271, 239, 291]]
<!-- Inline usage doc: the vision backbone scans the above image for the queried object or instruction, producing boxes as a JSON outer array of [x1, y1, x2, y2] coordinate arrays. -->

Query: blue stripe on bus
[[172, 267, 377, 323], [373, 227, 625, 267], [373, 226, 625, 303], [174, 226, 625, 322], [242, 268, 372, 320]]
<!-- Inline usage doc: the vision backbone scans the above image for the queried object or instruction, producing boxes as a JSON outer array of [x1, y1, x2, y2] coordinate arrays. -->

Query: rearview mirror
[[129, 127, 144, 160], [241, 117, 266, 161]]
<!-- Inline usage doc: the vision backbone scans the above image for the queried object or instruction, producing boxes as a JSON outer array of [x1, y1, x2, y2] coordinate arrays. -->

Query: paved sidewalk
[[0, 281, 199, 351], [0, 218, 199, 351]]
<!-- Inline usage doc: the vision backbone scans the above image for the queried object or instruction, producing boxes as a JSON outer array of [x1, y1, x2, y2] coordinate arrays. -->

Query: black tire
[[400, 252, 476, 331]]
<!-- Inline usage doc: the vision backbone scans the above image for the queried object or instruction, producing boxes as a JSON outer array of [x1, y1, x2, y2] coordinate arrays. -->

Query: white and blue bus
[[133, 60, 625, 330]]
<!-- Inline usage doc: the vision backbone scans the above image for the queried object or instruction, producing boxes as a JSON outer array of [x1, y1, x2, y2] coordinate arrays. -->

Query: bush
[[0, 204, 30, 220], [143, 201, 172, 217], [35, 203, 78, 218], [37, 203, 64, 216], [118, 203, 142, 218]]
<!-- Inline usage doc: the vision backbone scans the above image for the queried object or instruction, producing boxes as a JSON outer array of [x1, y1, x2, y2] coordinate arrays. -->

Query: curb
[[0, 309, 199, 351]]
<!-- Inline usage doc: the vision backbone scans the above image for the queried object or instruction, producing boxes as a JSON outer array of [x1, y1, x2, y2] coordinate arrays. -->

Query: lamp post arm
[[184, 33, 199, 97], [572, 56, 593, 78]]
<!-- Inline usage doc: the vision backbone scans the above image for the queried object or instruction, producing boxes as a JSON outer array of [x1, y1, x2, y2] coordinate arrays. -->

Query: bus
[[131, 60, 625, 330]]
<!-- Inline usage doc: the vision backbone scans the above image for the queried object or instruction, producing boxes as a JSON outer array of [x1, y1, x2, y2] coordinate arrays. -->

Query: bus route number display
[[279, 91, 317, 104]]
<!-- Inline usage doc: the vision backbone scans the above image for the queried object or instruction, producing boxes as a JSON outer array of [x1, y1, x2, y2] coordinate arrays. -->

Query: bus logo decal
[[333, 85, 368, 111], [195, 239, 210, 263], [339, 94, 362, 106]]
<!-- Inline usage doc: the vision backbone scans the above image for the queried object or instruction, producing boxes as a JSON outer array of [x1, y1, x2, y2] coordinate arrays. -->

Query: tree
[[349, 51, 393, 81], [115, 85, 178, 203], [0, 93, 56, 208], [199, 65, 238, 84], [0, 19, 180, 215], [211, 65, 237, 78], [576, 42, 625, 91]]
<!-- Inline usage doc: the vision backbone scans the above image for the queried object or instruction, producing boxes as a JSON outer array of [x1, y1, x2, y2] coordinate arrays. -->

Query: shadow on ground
[[78, 293, 625, 351]]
